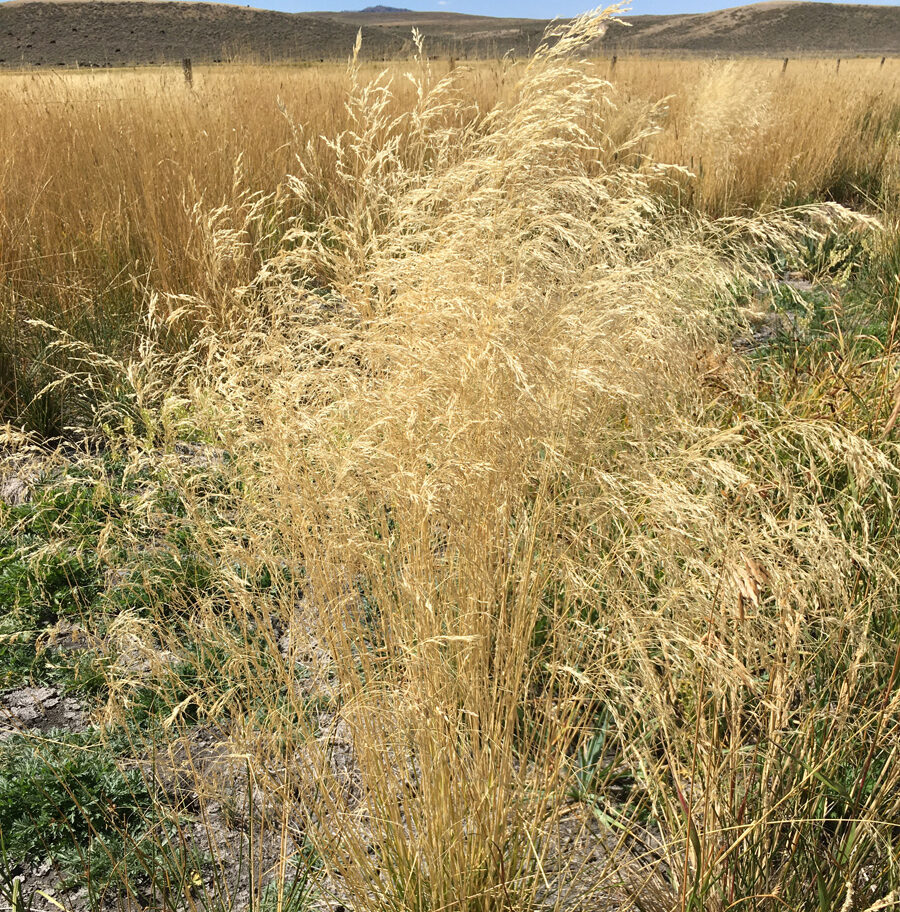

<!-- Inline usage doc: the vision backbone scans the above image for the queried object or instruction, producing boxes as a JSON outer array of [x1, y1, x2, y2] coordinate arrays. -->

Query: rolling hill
[[0, 0, 897, 68]]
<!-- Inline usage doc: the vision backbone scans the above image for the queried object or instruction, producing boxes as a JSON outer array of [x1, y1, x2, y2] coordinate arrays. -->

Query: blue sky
[[247, 0, 900, 16]]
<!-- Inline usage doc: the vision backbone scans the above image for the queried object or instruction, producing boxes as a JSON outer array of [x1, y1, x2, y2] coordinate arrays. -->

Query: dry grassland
[[1, 13, 899, 912]]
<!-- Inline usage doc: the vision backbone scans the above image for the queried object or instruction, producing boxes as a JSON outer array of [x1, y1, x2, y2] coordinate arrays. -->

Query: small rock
[[782, 276, 815, 294], [105, 567, 131, 590], [734, 310, 800, 351], [44, 620, 98, 653], [0, 476, 29, 506], [174, 441, 228, 468], [1, 685, 85, 738]]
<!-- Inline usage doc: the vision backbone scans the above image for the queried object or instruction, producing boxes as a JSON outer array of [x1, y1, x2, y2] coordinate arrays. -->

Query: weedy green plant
[[0, 454, 207, 693], [0, 730, 158, 893]]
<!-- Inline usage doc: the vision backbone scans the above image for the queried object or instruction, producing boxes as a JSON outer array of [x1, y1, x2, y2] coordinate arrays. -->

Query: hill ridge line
[[0, 0, 897, 67]]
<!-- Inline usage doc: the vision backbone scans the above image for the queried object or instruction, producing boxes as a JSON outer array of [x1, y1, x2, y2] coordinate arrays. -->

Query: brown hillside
[[604, 1, 900, 54], [0, 2, 402, 66], [0, 0, 897, 67]]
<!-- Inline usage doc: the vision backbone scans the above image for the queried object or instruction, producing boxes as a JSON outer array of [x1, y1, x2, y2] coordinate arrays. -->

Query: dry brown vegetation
[[1, 10, 900, 912], [2, 51, 898, 437]]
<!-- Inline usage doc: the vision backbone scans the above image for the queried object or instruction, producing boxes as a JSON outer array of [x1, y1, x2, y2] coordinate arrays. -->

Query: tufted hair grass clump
[[2, 8, 900, 912], [81, 9, 897, 912]]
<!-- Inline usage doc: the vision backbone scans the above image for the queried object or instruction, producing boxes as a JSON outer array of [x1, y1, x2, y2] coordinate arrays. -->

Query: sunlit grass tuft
[[1, 9, 899, 911]]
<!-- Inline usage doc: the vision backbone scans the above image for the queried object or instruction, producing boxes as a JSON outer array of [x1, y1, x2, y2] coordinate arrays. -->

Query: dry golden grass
[[1, 11, 900, 912], [0, 54, 896, 401], [0, 52, 897, 298]]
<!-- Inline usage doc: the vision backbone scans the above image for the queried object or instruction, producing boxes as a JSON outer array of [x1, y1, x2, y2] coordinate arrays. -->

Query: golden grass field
[[1, 11, 900, 912], [2, 49, 894, 431]]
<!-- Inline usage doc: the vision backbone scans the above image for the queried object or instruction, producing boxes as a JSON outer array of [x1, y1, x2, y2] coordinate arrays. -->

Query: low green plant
[[0, 729, 157, 887], [0, 455, 226, 695]]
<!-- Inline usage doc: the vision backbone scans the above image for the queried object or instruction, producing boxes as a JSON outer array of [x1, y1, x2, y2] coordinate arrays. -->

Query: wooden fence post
[[182, 57, 193, 87], [781, 57, 789, 74]]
